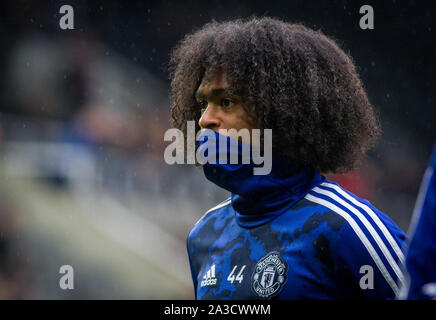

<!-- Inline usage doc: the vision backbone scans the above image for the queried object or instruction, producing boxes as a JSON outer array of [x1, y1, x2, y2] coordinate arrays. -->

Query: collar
[[198, 131, 324, 228]]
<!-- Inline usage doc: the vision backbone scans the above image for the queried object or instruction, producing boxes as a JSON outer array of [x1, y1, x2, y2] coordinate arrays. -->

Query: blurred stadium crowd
[[0, 1, 434, 299]]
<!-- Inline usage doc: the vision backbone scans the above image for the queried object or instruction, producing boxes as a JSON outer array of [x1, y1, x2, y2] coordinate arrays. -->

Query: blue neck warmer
[[198, 131, 325, 228]]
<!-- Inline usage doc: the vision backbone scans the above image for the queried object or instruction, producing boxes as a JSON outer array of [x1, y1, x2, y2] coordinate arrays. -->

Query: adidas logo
[[201, 264, 217, 287]]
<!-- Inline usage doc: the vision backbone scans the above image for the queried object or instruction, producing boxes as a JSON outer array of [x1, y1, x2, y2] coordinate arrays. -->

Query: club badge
[[252, 251, 288, 298]]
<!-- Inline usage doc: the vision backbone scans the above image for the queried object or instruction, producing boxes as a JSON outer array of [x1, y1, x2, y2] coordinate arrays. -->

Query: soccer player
[[169, 17, 407, 299], [402, 144, 436, 300]]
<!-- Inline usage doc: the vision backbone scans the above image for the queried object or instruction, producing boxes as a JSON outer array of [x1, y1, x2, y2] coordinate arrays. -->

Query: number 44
[[227, 265, 246, 284]]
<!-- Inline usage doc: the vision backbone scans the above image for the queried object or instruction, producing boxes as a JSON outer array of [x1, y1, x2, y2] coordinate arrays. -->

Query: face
[[196, 72, 257, 142]]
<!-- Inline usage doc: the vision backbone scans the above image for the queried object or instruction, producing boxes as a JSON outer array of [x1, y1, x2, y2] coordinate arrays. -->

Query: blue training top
[[187, 131, 407, 300]]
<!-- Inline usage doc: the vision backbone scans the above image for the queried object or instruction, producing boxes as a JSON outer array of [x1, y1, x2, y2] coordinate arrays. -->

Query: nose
[[198, 104, 221, 130]]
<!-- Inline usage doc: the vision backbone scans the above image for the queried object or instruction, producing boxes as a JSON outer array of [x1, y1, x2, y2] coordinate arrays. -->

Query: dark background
[[1, 1, 434, 140]]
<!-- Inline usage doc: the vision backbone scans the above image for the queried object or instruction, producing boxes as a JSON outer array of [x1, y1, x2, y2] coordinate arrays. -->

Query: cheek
[[221, 105, 257, 131], [238, 109, 257, 130]]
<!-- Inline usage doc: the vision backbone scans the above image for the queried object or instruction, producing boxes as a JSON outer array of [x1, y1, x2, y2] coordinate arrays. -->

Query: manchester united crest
[[252, 251, 288, 298]]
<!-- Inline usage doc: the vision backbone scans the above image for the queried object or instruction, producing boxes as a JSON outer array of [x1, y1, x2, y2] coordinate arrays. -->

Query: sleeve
[[332, 218, 407, 300], [186, 234, 198, 299]]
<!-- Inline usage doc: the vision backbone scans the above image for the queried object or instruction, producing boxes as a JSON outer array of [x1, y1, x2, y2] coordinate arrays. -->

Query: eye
[[221, 98, 234, 108], [198, 100, 207, 110]]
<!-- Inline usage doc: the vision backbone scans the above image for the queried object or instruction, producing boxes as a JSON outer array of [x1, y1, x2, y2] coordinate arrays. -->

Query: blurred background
[[0, 0, 434, 299]]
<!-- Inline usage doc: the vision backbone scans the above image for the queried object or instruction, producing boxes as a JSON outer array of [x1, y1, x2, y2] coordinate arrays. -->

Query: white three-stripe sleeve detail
[[304, 193, 400, 296], [320, 182, 405, 264], [312, 186, 404, 287]]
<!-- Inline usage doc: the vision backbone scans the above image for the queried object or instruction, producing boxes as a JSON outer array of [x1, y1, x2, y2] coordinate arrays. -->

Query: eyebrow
[[195, 87, 241, 101]]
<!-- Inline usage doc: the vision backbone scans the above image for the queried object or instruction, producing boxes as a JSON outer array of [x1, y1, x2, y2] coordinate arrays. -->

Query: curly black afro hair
[[169, 17, 380, 173]]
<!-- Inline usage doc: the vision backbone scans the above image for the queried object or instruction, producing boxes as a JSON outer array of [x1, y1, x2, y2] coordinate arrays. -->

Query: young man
[[169, 17, 407, 299]]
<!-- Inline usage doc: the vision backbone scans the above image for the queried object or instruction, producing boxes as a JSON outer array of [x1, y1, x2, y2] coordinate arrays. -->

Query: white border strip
[[407, 167, 433, 238], [194, 197, 232, 226]]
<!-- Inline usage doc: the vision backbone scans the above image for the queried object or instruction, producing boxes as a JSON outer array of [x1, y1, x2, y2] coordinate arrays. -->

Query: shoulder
[[187, 197, 232, 242], [304, 180, 406, 250]]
